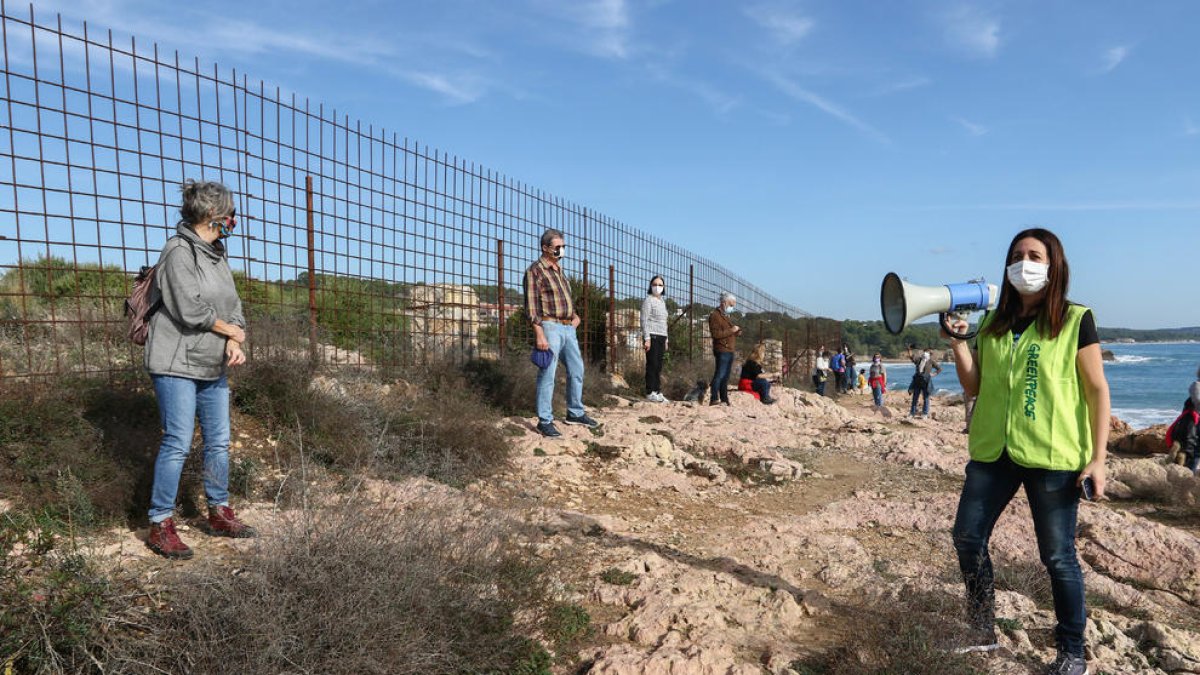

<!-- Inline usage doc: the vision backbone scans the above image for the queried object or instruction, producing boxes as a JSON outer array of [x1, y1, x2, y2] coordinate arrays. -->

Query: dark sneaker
[[564, 413, 599, 428], [1046, 652, 1087, 675], [948, 627, 1000, 654], [762, 396, 777, 405], [537, 421, 562, 437], [207, 505, 257, 539], [710, 399, 721, 406], [147, 518, 193, 560]]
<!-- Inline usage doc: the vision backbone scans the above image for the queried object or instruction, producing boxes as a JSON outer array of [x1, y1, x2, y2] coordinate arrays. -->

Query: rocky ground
[[59, 384, 1200, 674]]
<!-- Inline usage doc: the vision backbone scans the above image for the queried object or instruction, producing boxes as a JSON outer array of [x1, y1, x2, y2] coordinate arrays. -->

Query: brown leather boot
[[147, 518, 193, 560], [208, 505, 257, 538]]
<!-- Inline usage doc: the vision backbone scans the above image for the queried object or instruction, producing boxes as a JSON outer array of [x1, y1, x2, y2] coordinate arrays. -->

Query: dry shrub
[[0, 513, 129, 675], [661, 357, 713, 402], [463, 353, 620, 416], [381, 359, 513, 485], [234, 355, 513, 486], [796, 588, 984, 675], [993, 557, 1054, 609], [110, 499, 554, 675], [0, 376, 160, 524]]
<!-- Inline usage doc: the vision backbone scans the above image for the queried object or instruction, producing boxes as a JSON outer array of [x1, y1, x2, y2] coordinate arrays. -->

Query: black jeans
[[645, 335, 667, 394], [952, 450, 1086, 656]]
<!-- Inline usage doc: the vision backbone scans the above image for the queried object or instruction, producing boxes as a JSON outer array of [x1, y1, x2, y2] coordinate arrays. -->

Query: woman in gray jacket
[[641, 275, 669, 402], [145, 180, 254, 560]]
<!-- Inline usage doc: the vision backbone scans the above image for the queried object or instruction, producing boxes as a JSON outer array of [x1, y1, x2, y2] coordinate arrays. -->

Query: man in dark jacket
[[708, 292, 742, 406]]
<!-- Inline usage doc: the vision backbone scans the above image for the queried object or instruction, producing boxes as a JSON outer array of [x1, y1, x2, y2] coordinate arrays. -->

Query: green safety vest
[[967, 304, 1093, 471]]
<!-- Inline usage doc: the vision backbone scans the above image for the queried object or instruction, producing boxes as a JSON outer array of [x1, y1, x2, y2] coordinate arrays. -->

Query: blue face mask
[[211, 213, 237, 238]]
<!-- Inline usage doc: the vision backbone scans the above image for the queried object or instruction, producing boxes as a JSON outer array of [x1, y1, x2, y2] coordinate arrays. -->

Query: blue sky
[[27, 0, 1200, 328]]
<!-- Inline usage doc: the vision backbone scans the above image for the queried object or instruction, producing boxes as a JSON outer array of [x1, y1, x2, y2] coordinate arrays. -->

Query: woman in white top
[[641, 275, 670, 402], [813, 347, 831, 397]]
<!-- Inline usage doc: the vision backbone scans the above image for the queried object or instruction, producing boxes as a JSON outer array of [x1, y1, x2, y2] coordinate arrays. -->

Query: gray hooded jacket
[[144, 224, 245, 380]]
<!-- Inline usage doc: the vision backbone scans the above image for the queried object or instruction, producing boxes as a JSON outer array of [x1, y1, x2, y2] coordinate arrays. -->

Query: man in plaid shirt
[[525, 228, 598, 437]]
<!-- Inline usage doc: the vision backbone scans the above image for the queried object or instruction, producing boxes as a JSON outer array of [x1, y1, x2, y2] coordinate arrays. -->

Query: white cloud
[[744, 3, 815, 45], [951, 116, 988, 136], [535, 0, 633, 59], [645, 64, 741, 115], [765, 72, 890, 144], [940, 5, 1001, 59], [33, 0, 509, 105], [1100, 45, 1131, 74], [871, 76, 933, 97]]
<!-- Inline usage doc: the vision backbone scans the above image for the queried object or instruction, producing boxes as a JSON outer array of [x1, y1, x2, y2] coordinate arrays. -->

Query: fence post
[[783, 329, 789, 379], [582, 258, 590, 362], [305, 176, 318, 368], [496, 239, 505, 358], [757, 319, 763, 344], [608, 264, 616, 373], [688, 264, 694, 362]]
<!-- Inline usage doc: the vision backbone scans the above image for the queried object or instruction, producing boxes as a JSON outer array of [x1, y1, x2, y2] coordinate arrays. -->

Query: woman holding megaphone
[[944, 228, 1109, 675]]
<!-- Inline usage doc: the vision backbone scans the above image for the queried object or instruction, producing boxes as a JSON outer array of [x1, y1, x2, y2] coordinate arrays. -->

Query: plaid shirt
[[525, 257, 574, 325]]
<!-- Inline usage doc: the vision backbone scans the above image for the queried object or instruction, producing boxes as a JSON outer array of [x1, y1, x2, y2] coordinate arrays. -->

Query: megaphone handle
[[940, 312, 979, 341]]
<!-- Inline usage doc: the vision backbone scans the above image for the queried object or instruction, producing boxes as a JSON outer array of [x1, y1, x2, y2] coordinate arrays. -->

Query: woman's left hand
[[1079, 460, 1107, 500], [226, 341, 247, 367]]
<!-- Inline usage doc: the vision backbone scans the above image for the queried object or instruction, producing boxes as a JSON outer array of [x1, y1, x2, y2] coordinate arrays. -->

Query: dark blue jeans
[[910, 375, 931, 415], [750, 378, 771, 400], [952, 450, 1086, 657], [710, 351, 734, 403]]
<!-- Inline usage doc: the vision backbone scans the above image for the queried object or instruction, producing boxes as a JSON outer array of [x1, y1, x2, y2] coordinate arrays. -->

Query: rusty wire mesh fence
[[0, 2, 840, 385]]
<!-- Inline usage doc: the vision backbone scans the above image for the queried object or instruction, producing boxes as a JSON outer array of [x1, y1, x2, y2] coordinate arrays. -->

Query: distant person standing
[[641, 275, 669, 403], [845, 349, 858, 394], [868, 353, 887, 409], [525, 228, 598, 437], [830, 349, 846, 394], [909, 345, 942, 418], [813, 349, 831, 396], [708, 292, 742, 406]]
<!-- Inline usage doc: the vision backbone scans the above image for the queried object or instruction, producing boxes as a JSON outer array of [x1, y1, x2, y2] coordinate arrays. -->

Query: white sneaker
[[656, 392, 670, 403], [646, 393, 660, 402]]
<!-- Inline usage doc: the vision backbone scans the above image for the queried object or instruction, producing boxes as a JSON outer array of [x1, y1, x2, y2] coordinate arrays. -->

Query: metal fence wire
[[0, 2, 840, 384]]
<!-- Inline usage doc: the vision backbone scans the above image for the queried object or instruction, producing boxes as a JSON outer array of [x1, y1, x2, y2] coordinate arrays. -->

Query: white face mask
[[1007, 260, 1049, 295], [724, 304, 735, 314], [651, 284, 664, 296]]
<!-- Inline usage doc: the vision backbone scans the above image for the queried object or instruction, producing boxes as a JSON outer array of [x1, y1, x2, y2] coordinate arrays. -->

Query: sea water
[[875, 342, 1200, 430]]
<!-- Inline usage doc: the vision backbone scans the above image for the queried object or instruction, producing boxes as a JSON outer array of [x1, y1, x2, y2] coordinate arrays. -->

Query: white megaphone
[[880, 273, 998, 340]]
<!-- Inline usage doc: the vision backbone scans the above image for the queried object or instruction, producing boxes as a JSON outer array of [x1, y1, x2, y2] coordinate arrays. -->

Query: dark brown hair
[[985, 228, 1071, 339]]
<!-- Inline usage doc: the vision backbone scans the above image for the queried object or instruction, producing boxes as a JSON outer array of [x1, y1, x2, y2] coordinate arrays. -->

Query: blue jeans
[[149, 374, 231, 523], [710, 351, 734, 403], [871, 384, 883, 407], [952, 450, 1086, 656], [750, 378, 772, 400], [536, 322, 585, 424], [910, 375, 931, 415]]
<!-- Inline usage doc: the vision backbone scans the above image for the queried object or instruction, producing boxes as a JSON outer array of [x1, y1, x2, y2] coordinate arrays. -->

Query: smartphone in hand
[[1081, 476, 1096, 501]]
